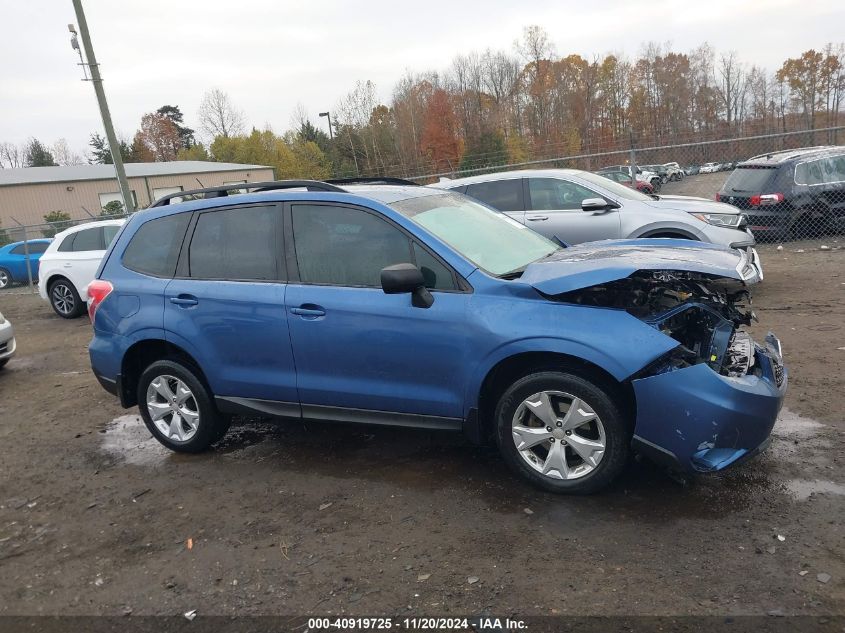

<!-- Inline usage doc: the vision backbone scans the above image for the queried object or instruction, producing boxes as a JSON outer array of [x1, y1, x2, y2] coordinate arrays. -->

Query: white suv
[[38, 219, 125, 318]]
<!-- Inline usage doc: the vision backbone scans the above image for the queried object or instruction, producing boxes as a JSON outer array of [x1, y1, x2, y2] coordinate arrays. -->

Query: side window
[[123, 213, 190, 277], [465, 180, 524, 212], [58, 233, 76, 252], [413, 242, 456, 290], [11, 242, 49, 255], [528, 178, 601, 211], [189, 205, 279, 281], [103, 225, 121, 246], [292, 204, 412, 287], [71, 227, 104, 252]]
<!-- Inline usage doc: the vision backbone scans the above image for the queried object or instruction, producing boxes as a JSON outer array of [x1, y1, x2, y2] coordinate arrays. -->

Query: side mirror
[[581, 198, 611, 212], [380, 263, 434, 308]]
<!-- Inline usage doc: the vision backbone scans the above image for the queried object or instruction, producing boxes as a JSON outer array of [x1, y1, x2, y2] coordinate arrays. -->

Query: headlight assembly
[[691, 212, 743, 228]]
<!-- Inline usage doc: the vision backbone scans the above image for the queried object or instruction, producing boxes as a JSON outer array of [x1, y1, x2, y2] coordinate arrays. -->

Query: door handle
[[63, 263, 73, 268], [291, 306, 326, 317], [169, 296, 198, 307], [527, 216, 549, 221]]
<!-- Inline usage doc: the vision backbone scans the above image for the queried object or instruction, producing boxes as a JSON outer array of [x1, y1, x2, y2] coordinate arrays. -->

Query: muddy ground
[[0, 243, 843, 618]]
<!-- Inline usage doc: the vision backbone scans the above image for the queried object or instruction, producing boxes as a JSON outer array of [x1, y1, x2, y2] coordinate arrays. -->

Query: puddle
[[100, 415, 176, 466], [768, 407, 830, 459], [785, 479, 845, 501]]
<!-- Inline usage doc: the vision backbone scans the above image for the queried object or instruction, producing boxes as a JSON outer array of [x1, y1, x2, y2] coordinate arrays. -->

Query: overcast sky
[[1, 0, 842, 156]]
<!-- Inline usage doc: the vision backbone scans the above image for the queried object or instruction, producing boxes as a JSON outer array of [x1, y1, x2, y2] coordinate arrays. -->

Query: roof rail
[[326, 177, 420, 186], [746, 145, 842, 162], [149, 180, 346, 207]]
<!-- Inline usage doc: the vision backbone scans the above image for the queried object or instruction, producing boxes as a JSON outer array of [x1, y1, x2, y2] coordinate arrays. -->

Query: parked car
[[0, 239, 52, 290], [716, 146, 845, 239], [642, 164, 670, 184], [684, 165, 701, 176], [0, 310, 15, 369], [434, 169, 761, 276], [599, 165, 662, 192], [699, 162, 719, 174], [38, 219, 125, 318], [663, 162, 685, 181], [88, 179, 784, 494], [597, 170, 655, 194]]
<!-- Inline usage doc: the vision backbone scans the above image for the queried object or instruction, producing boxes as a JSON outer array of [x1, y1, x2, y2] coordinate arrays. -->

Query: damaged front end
[[553, 270, 787, 474]]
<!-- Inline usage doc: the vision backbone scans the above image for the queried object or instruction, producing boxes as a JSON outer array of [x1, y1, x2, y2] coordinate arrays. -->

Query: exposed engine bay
[[550, 270, 758, 378]]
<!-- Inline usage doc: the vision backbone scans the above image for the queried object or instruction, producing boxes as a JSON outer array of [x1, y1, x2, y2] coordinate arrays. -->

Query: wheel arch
[[471, 350, 635, 444], [120, 339, 211, 408], [636, 227, 698, 240]]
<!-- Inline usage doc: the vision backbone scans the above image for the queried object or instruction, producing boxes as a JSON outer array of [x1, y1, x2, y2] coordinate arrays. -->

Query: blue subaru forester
[[88, 180, 787, 494]]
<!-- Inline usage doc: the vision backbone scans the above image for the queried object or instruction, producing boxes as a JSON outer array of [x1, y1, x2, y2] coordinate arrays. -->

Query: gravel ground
[[0, 243, 843, 618]]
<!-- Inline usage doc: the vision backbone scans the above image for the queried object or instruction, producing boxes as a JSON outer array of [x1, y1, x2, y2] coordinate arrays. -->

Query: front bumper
[[631, 333, 786, 474], [0, 320, 16, 362]]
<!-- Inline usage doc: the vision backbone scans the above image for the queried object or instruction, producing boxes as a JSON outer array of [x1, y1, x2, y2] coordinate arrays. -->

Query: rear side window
[[465, 179, 524, 211], [11, 242, 49, 255], [69, 227, 103, 252], [722, 167, 777, 192], [292, 204, 412, 287], [189, 205, 279, 280], [123, 213, 190, 277], [103, 225, 121, 246]]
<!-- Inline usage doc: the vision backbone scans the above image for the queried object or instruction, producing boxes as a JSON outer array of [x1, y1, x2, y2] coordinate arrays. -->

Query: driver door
[[524, 177, 622, 244]]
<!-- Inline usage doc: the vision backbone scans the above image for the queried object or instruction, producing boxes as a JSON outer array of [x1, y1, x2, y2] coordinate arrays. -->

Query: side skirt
[[215, 396, 463, 432]]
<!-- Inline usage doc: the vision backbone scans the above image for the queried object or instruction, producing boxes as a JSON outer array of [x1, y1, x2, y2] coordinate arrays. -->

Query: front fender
[[463, 328, 677, 416], [630, 220, 705, 240]]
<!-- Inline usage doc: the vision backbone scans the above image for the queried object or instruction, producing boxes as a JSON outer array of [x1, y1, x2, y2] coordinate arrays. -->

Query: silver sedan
[[433, 168, 758, 258]]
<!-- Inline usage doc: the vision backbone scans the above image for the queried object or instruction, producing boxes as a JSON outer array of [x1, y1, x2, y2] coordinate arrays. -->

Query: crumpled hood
[[646, 195, 741, 215], [520, 238, 751, 295]]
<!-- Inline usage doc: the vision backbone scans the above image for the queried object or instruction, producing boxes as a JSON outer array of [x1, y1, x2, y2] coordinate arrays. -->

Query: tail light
[[87, 279, 113, 322], [749, 193, 784, 207]]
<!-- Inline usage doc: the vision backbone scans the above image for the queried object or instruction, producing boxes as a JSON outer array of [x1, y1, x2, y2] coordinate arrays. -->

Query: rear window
[[123, 213, 190, 277], [722, 167, 777, 193]]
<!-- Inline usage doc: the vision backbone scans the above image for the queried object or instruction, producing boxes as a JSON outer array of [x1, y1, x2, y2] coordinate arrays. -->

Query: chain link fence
[[2, 128, 842, 297], [410, 126, 845, 243], [0, 213, 129, 295]]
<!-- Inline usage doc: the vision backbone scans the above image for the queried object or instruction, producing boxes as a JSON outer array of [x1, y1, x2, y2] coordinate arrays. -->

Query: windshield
[[390, 192, 559, 276], [578, 171, 652, 201]]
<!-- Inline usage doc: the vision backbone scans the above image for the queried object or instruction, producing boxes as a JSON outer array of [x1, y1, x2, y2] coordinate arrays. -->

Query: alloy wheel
[[51, 283, 76, 315], [146, 375, 200, 442], [511, 390, 606, 480], [0, 270, 9, 289]]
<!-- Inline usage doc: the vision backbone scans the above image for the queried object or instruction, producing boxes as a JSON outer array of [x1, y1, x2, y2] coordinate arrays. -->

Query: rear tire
[[137, 359, 224, 453], [494, 371, 629, 494], [48, 278, 84, 319]]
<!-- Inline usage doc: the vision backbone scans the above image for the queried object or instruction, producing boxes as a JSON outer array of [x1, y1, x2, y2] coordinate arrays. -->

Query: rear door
[[464, 178, 526, 223], [525, 177, 622, 244], [163, 203, 298, 409]]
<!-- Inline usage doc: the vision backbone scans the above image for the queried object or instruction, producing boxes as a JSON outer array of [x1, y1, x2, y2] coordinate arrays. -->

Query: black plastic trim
[[301, 404, 463, 431]]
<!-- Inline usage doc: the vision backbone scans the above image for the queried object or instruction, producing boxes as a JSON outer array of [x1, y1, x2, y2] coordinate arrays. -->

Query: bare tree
[[716, 51, 747, 128], [50, 139, 85, 166], [197, 89, 245, 140], [0, 142, 24, 168]]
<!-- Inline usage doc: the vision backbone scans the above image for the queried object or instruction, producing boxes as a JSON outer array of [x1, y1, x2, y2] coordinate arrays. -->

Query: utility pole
[[319, 111, 334, 140], [70, 0, 135, 214]]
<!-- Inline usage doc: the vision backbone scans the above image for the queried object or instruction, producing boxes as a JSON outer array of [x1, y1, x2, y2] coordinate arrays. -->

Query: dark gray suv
[[717, 145, 845, 239]]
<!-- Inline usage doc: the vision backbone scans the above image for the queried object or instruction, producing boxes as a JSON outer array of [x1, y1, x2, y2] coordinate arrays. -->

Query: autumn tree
[[420, 89, 462, 172], [136, 112, 181, 161], [157, 105, 195, 148]]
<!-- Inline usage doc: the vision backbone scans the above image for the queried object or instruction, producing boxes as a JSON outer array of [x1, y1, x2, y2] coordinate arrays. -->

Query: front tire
[[49, 278, 84, 318], [137, 359, 225, 453], [0, 268, 11, 290], [494, 371, 629, 494]]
